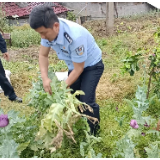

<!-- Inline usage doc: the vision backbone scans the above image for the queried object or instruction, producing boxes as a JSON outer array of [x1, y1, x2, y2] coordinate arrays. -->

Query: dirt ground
[[83, 15, 160, 37], [8, 45, 56, 62]]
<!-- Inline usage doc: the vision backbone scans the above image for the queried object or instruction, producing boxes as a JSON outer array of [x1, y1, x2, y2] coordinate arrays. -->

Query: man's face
[[35, 22, 59, 42]]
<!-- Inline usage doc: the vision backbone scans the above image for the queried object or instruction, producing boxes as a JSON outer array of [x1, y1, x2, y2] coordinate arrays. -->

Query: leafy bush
[[11, 29, 40, 48], [13, 24, 31, 31], [67, 11, 76, 22], [0, 4, 13, 32]]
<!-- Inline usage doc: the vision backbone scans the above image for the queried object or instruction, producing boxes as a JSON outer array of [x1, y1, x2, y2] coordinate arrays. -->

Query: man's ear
[[53, 22, 59, 32]]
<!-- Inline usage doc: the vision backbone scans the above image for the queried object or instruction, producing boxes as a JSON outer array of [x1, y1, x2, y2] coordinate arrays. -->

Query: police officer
[[29, 5, 104, 135], [0, 33, 22, 103]]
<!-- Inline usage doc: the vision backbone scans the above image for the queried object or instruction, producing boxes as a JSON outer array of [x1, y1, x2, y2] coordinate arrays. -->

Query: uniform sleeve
[[70, 36, 87, 63], [0, 33, 7, 53], [41, 38, 51, 47]]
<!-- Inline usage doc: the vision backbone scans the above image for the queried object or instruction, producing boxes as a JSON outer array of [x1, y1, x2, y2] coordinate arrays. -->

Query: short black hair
[[29, 5, 59, 29]]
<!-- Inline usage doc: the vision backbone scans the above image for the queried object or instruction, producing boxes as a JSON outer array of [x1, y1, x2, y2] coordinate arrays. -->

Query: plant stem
[[147, 67, 154, 99]]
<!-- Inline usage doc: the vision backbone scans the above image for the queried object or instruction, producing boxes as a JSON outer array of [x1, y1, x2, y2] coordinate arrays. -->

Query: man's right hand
[[42, 77, 52, 95]]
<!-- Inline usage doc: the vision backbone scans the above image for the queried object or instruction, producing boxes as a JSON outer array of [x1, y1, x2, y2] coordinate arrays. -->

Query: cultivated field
[[1, 12, 160, 158]]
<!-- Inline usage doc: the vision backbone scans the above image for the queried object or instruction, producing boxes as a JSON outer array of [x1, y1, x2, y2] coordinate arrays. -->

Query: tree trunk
[[106, 2, 114, 36]]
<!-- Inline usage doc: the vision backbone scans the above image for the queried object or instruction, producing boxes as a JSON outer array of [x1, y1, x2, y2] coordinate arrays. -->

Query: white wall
[[60, 2, 155, 20]]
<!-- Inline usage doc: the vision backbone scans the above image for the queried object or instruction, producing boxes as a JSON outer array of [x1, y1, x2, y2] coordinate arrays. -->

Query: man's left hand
[[3, 52, 10, 61]]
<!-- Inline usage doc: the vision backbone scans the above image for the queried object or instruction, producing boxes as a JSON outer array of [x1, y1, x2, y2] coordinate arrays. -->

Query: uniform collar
[[52, 20, 64, 45]]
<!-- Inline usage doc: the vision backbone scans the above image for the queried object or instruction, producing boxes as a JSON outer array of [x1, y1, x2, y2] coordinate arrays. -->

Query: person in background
[[0, 33, 22, 103], [29, 5, 104, 135]]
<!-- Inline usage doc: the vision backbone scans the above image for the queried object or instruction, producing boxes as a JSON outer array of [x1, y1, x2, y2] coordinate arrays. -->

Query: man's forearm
[[65, 69, 83, 87], [39, 55, 49, 80]]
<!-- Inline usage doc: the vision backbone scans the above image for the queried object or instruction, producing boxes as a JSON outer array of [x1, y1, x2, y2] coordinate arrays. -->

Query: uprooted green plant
[[26, 68, 102, 157]]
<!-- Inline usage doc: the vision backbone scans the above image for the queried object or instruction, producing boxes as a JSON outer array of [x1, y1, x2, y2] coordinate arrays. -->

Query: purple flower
[[130, 119, 139, 129], [152, 54, 156, 57], [141, 132, 145, 136], [115, 107, 119, 112], [0, 114, 9, 128], [144, 122, 150, 127]]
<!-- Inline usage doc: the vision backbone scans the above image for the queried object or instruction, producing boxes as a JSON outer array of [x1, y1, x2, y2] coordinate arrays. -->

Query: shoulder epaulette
[[64, 32, 73, 44]]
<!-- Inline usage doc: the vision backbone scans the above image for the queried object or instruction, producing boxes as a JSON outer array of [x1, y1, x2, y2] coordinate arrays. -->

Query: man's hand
[[3, 52, 10, 61], [42, 77, 52, 95]]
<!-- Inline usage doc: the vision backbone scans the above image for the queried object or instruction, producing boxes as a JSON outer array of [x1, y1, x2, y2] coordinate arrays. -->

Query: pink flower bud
[[141, 132, 145, 136], [152, 54, 155, 57], [144, 122, 150, 127]]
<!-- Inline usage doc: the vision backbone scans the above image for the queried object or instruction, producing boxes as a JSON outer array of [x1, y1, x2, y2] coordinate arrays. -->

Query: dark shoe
[[10, 97, 22, 103]]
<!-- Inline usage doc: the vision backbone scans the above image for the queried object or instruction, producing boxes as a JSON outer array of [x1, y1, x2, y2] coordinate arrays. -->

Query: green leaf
[[30, 140, 44, 151], [73, 90, 85, 97], [0, 139, 19, 158], [80, 142, 87, 157], [145, 144, 160, 158], [125, 63, 130, 68], [129, 70, 134, 76], [131, 62, 137, 71], [126, 128, 141, 138], [114, 115, 125, 127], [149, 94, 157, 104], [143, 116, 156, 125], [147, 130, 160, 136], [124, 99, 135, 108], [0, 108, 4, 115], [114, 135, 135, 158], [43, 132, 53, 149], [17, 141, 30, 155]]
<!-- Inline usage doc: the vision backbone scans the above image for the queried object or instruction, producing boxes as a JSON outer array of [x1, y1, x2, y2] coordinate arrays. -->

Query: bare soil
[[83, 15, 160, 38]]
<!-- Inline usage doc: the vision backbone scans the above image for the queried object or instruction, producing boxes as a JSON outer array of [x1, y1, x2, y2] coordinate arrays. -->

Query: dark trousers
[[68, 60, 104, 133], [0, 59, 16, 100]]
